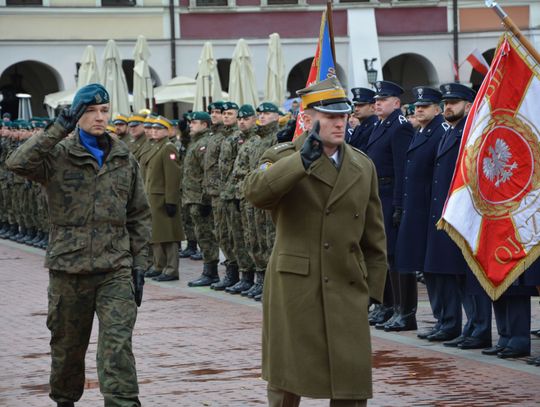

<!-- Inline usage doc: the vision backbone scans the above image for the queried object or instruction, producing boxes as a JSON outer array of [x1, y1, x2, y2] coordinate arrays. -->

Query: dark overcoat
[[365, 108, 414, 258], [395, 114, 449, 273], [244, 137, 387, 400], [424, 116, 469, 274], [143, 137, 184, 243], [347, 114, 378, 152]]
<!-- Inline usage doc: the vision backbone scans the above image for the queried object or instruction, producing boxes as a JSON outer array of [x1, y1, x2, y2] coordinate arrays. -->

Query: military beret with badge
[[238, 104, 256, 118], [191, 111, 212, 125], [222, 102, 239, 111], [207, 101, 225, 112], [256, 102, 279, 113]]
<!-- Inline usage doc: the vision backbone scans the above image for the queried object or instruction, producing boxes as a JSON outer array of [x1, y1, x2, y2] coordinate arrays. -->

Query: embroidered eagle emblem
[[482, 139, 518, 187]]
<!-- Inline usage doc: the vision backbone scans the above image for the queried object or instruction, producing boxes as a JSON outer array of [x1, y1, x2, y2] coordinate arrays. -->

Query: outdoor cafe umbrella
[[102, 39, 130, 115], [264, 33, 285, 107], [228, 39, 259, 107], [193, 42, 223, 111], [132, 35, 153, 112], [77, 45, 101, 89]]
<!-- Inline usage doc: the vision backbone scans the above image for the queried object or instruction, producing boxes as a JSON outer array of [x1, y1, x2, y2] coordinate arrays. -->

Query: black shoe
[[254, 292, 263, 302], [247, 283, 263, 298], [190, 252, 203, 261], [57, 402, 75, 407], [443, 335, 466, 347], [384, 314, 417, 332], [368, 305, 393, 326], [482, 345, 505, 356], [458, 337, 492, 350], [145, 269, 161, 278], [188, 262, 219, 287], [427, 330, 459, 342], [497, 348, 530, 359], [526, 356, 540, 366], [153, 274, 179, 282], [226, 279, 253, 295], [179, 241, 198, 258], [375, 311, 398, 330], [418, 328, 438, 339], [211, 263, 239, 291], [531, 329, 540, 338]]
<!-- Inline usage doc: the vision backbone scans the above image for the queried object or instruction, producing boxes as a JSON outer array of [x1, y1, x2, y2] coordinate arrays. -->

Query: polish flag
[[466, 48, 490, 76], [439, 34, 540, 300]]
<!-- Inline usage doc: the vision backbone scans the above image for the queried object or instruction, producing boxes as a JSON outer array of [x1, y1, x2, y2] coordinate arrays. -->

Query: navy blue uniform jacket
[[365, 109, 414, 258], [347, 115, 378, 152], [395, 114, 448, 273]]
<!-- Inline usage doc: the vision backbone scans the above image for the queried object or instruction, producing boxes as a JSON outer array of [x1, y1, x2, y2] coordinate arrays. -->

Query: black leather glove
[[276, 119, 297, 143], [56, 101, 88, 134], [300, 121, 323, 170], [392, 207, 403, 228], [164, 203, 177, 218], [132, 267, 145, 307], [233, 199, 241, 212], [200, 205, 212, 217]]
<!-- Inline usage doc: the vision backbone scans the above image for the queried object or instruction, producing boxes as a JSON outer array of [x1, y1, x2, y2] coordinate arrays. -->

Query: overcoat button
[[323, 242, 330, 249]]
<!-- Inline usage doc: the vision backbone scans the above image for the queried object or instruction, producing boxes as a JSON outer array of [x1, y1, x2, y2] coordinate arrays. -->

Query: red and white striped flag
[[466, 48, 490, 76], [439, 34, 540, 300]]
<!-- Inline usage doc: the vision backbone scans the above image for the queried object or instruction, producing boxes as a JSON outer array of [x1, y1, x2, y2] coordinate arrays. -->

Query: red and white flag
[[466, 48, 490, 76], [439, 34, 540, 300]]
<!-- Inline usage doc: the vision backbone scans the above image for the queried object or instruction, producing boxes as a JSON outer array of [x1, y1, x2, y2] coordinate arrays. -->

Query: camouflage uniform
[[0, 131, 10, 228], [183, 128, 219, 264], [6, 122, 151, 406], [177, 135, 197, 245]]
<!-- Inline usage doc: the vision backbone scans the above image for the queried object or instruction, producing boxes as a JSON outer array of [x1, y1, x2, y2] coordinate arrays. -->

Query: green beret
[[72, 83, 110, 108], [222, 102, 239, 111], [191, 111, 211, 124], [257, 102, 279, 113], [238, 104, 256, 118], [34, 122, 46, 129], [207, 101, 224, 112]]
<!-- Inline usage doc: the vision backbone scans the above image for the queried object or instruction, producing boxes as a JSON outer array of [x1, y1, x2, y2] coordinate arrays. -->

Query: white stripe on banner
[[466, 99, 491, 149], [444, 187, 483, 252], [517, 75, 540, 140]]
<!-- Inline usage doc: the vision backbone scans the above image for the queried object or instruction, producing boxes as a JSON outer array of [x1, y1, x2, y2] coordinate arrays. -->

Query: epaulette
[[273, 142, 295, 152], [350, 145, 368, 158], [441, 122, 451, 131]]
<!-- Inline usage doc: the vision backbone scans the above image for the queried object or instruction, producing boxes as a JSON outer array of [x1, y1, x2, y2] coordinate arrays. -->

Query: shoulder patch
[[200, 146, 206, 151], [259, 162, 272, 171], [441, 122, 451, 131], [398, 115, 408, 125], [169, 152, 177, 160]]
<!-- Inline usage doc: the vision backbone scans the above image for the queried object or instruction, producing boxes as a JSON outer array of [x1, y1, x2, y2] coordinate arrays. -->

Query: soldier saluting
[[7, 84, 151, 407]]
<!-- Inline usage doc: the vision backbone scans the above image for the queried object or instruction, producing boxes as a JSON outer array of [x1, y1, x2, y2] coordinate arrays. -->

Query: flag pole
[[326, 0, 337, 65], [486, 0, 540, 65]]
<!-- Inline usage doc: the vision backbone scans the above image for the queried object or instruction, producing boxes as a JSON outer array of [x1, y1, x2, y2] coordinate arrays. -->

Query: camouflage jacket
[[219, 124, 245, 201], [183, 128, 212, 205], [231, 126, 258, 200], [6, 123, 151, 274], [203, 123, 226, 197]]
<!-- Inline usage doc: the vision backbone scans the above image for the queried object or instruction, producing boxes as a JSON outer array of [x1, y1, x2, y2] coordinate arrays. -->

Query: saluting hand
[[56, 101, 88, 134], [300, 121, 323, 170]]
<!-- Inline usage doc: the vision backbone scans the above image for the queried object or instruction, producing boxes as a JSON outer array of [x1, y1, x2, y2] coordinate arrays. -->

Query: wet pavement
[[0, 239, 538, 407]]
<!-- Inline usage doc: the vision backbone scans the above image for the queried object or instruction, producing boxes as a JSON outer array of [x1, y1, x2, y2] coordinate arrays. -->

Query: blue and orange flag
[[294, 9, 336, 138]]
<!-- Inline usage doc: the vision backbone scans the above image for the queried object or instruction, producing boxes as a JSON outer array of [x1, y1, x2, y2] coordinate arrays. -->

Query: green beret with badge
[[72, 83, 110, 107], [207, 101, 225, 112], [191, 111, 211, 124], [256, 102, 279, 113], [238, 104, 256, 118], [222, 102, 239, 111]]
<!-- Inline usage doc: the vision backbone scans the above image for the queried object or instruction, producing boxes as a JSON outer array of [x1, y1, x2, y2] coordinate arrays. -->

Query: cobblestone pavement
[[0, 239, 539, 407]]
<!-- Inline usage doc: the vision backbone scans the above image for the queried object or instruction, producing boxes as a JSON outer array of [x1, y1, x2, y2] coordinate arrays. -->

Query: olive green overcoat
[[244, 137, 387, 400], [143, 137, 184, 243]]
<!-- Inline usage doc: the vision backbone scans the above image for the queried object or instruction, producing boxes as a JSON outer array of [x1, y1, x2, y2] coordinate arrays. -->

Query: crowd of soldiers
[[1, 77, 539, 366]]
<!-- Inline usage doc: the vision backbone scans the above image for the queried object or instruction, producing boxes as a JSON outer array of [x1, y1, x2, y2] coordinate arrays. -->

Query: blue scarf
[[79, 128, 105, 167]]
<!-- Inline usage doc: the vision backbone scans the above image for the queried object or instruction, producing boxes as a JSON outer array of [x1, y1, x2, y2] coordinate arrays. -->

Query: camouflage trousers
[[47, 269, 140, 407], [12, 183, 27, 227], [3, 184, 14, 224], [254, 207, 271, 266], [223, 199, 254, 272], [0, 182, 8, 223], [188, 203, 219, 264], [211, 196, 236, 264], [241, 200, 267, 272], [181, 203, 196, 242]]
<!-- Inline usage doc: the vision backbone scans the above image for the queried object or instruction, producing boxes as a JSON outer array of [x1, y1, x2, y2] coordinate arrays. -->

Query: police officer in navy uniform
[[365, 80, 414, 326], [347, 87, 378, 152], [385, 87, 448, 332], [422, 83, 493, 348]]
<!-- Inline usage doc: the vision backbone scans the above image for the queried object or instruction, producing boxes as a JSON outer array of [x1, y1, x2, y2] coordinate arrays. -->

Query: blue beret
[[351, 87, 375, 104], [72, 83, 110, 107], [412, 86, 442, 106], [374, 81, 404, 98], [440, 83, 476, 103]]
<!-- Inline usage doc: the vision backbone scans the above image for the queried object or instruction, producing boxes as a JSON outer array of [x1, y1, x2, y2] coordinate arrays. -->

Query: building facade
[[0, 0, 539, 117]]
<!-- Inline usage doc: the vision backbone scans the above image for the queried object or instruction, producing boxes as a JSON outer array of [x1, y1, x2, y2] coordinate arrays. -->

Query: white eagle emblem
[[482, 139, 518, 187]]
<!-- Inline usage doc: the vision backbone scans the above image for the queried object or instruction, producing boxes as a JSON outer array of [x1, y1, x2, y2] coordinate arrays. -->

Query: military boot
[[15, 226, 30, 243], [211, 263, 239, 291], [38, 232, 49, 249], [5, 224, 18, 240], [241, 271, 263, 297], [179, 240, 198, 258], [375, 271, 401, 329], [190, 251, 203, 261], [12, 226, 25, 241], [225, 270, 254, 294], [0, 222, 8, 235], [188, 262, 219, 287], [29, 230, 43, 246], [385, 273, 418, 332], [22, 227, 36, 244]]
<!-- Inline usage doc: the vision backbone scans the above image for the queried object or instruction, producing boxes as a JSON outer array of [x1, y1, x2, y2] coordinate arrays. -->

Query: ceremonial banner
[[293, 10, 336, 138], [439, 33, 540, 300]]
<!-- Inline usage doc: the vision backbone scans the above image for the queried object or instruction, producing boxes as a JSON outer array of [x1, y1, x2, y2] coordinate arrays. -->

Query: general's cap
[[144, 115, 157, 128], [351, 87, 375, 105], [373, 81, 404, 99], [412, 86, 442, 106], [72, 83, 110, 107], [238, 104, 256, 118], [128, 114, 146, 127], [439, 83, 476, 102], [112, 114, 128, 125], [297, 76, 352, 114], [256, 102, 280, 113], [191, 111, 211, 124]]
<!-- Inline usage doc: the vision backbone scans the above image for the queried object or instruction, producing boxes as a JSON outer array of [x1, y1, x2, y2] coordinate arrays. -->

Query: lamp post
[[363, 58, 378, 86]]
